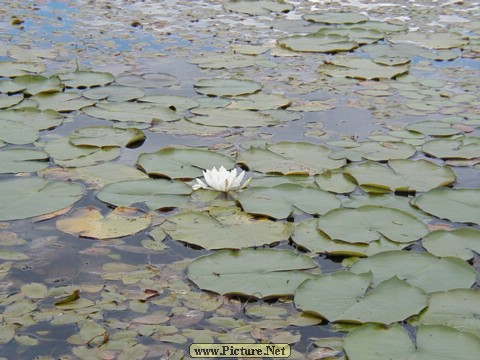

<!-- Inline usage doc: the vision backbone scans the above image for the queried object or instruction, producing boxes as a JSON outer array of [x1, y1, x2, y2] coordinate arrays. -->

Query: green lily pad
[[0, 119, 39, 145], [422, 228, 480, 260], [115, 73, 178, 88], [56, 206, 151, 240], [139, 95, 199, 111], [415, 289, 480, 337], [186, 248, 316, 298], [0, 323, 15, 344], [304, 12, 369, 24], [237, 184, 341, 219], [388, 32, 469, 49], [405, 120, 462, 136], [349, 250, 477, 293], [227, 93, 291, 111], [294, 272, 427, 324], [344, 323, 480, 360], [137, 147, 235, 179], [188, 108, 280, 127], [58, 70, 115, 88], [0, 148, 49, 173], [331, 141, 416, 162], [1, 108, 64, 130], [0, 94, 23, 108], [317, 206, 428, 244], [316, 27, 385, 45], [278, 33, 358, 53], [12, 74, 63, 95], [237, 142, 345, 175], [224, 0, 293, 15], [97, 179, 192, 210], [345, 159, 456, 193], [422, 137, 480, 159], [69, 126, 145, 147], [320, 57, 409, 80], [82, 101, 180, 123], [411, 187, 480, 224], [314, 171, 357, 194], [31, 92, 96, 112], [0, 177, 84, 221], [163, 209, 289, 250], [292, 219, 407, 257], [194, 78, 262, 97], [0, 61, 45, 77], [82, 85, 145, 102]]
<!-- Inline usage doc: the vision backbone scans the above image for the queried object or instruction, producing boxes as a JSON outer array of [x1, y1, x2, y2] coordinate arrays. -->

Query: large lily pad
[[186, 248, 316, 298], [411, 187, 480, 224], [69, 126, 145, 148], [0, 177, 84, 221], [331, 141, 416, 162], [163, 210, 289, 250], [58, 70, 115, 88], [422, 228, 480, 260], [344, 323, 480, 360], [304, 12, 369, 24], [56, 206, 151, 240], [0, 119, 39, 145], [319, 57, 409, 80], [294, 272, 427, 324], [237, 142, 345, 175], [345, 159, 456, 193], [224, 0, 293, 15], [415, 289, 480, 337], [292, 219, 407, 257], [387, 32, 469, 49], [317, 206, 428, 244], [349, 250, 477, 293], [188, 108, 280, 127], [12, 74, 63, 95], [82, 85, 145, 102], [237, 184, 341, 219], [405, 120, 463, 136], [1, 108, 64, 130], [227, 93, 291, 111], [136, 147, 235, 179], [194, 78, 262, 97], [31, 92, 96, 112], [0, 148, 49, 173], [422, 137, 480, 159], [97, 179, 192, 210], [278, 33, 358, 53]]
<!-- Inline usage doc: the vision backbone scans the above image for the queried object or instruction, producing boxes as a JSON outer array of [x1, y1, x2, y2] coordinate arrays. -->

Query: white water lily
[[192, 166, 251, 192]]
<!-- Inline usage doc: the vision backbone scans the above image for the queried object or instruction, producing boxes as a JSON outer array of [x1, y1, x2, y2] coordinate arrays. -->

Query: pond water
[[1, 0, 479, 359]]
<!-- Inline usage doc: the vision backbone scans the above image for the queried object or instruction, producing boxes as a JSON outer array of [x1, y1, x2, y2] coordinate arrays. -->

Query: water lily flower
[[192, 166, 251, 192]]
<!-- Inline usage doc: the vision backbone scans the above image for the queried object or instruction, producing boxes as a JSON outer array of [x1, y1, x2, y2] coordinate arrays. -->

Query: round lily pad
[[58, 70, 115, 88], [278, 33, 358, 53], [0, 148, 49, 173], [422, 137, 480, 159], [69, 126, 145, 148], [186, 248, 316, 299], [82, 85, 146, 102], [194, 78, 262, 97], [188, 108, 280, 127], [422, 228, 480, 260], [0, 177, 84, 221], [304, 12, 369, 24]]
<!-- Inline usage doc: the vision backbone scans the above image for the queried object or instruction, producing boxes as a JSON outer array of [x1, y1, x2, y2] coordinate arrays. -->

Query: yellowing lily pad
[[56, 206, 151, 240]]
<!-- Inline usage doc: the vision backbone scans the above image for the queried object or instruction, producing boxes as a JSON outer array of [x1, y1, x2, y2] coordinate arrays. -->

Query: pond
[[0, 0, 479, 359]]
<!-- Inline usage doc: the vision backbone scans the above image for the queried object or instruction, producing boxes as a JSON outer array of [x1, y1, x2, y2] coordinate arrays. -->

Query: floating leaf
[[278, 33, 358, 53], [320, 57, 409, 80], [411, 188, 480, 224], [415, 289, 480, 337], [0, 324, 15, 344], [186, 249, 316, 299], [58, 70, 115, 88], [0, 250, 30, 261], [97, 179, 192, 210], [31, 92, 96, 112], [237, 184, 341, 219], [188, 108, 280, 127], [56, 206, 151, 240], [405, 120, 462, 136], [69, 126, 145, 147], [344, 323, 480, 360], [422, 137, 480, 159], [314, 171, 357, 194], [294, 272, 427, 324], [194, 78, 262, 97], [317, 206, 428, 244], [12, 74, 63, 95], [139, 94, 199, 111], [0, 61, 45, 77], [0, 119, 39, 145], [304, 12, 369, 24], [237, 142, 345, 175], [0, 177, 84, 221], [349, 250, 477, 293], [224, 0, 293, 15], [137, 147, 235, 179], [82, 85, 145, 102], [227, 93, 291, 111], [345, 159, 456, 193], [115, 73, 178, 88], [1, 108, 64, 130], [422, 228, 480, 260], [331, 141, 416, 162], [163, 210, 289, 249], [0, 148, 49, 173], [388, 32, 469, 49]]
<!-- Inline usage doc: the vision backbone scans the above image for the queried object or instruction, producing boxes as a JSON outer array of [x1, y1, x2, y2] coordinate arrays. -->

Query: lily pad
[[345, 159, 456, 193], [69, 126, 145, 147], [58, 70, 115, 88], [56, 206, 151, 240], [227, 93, 291, 111], [278, 33, 358, 53], [344, 323, 480, 360], [304, 12, 369, 24], [349, 250, 477, 293], [186, 248, 316, 298], [82, 85, 145, 102], [314, 171, 357, 194], [317, 206, 428, 244], [405, 120, 462, 136], [0, 177, 84, 221], [387, 32, 469, 49], [188, 108, 280, 127], [411, 187, 480, 224], [0, 148, 49, 173], [294, 272, 427, 324], [331, 141, 416, 162], [12, 74, 63, 95], [137, 147, 235, 179], [31, 92, 96, 112], [422, 228, 480, 260], [415, 289, 480, 337], [320, 57, 409, 80], [224, 0, 293, 15], [237, 142, 345, 175], [97, 179, 192, 210], [194, 78, 262, 97], [292, 219, 407, 257], [422, 137, 480, 159], [237, 184, 341, 219], [0, 108, 64, 130], [163, 210, 289, 250], [0, 119, 39, 145]]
